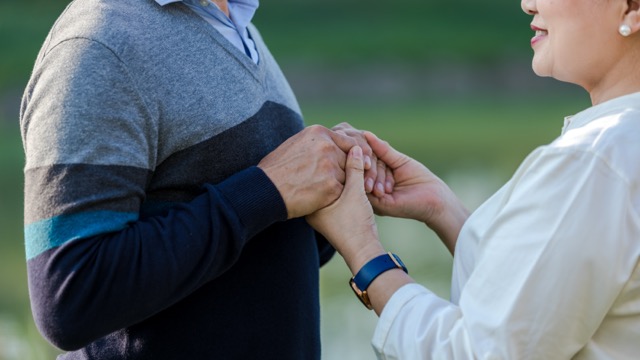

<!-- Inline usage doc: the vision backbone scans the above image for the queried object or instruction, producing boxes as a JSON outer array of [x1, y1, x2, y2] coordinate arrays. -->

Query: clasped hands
[[258, 123, 387, 218], [258, 122, 466, 272]]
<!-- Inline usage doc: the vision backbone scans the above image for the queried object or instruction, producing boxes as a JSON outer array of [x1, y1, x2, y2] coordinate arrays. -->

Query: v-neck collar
[[167, 2, 265, 83]]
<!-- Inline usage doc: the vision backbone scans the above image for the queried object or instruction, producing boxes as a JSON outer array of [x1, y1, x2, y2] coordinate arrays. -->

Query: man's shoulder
[[46, 0, 184, 53]]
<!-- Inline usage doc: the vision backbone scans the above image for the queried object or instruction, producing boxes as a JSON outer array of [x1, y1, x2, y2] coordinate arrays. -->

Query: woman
[[308, 0, 640, 358]]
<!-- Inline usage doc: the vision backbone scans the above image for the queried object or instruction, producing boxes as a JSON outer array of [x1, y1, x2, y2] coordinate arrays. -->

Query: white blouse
[[372, 92, 640, 359]]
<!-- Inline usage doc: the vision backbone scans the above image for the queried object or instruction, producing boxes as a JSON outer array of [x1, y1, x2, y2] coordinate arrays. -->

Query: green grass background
[[0, 0, 589, 358]]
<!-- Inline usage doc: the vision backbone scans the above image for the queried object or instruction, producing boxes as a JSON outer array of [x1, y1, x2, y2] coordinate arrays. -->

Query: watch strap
[[352, 252, 407, 293]]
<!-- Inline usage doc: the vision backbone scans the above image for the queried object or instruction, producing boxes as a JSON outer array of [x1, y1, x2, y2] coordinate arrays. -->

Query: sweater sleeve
[[21, 38, 287, 351]]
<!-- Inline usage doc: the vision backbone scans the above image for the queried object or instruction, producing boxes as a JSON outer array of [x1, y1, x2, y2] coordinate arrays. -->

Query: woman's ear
[[622, 0, 640, 35]]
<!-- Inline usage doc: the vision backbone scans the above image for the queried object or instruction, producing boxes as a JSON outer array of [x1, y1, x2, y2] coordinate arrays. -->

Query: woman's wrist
[[426, 193, 469, 254], [343, 241, 387, 276], [367, 268, 414, 315]]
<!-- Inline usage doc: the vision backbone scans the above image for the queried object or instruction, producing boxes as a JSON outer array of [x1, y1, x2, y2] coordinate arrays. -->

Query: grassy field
[[306, 95, 589, 175], [254, 0, 531, 64], [0, 0, 532, 88]]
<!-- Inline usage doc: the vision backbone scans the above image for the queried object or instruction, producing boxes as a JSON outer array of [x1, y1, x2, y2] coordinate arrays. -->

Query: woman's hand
[[307, 145, 414, 316], [332, 122, 395, 197], [306, 146, 386, 274], [365, 132, 469, 254]]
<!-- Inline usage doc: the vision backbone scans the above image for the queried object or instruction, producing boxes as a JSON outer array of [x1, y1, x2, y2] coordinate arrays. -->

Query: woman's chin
[[531, 62, 551, 78]]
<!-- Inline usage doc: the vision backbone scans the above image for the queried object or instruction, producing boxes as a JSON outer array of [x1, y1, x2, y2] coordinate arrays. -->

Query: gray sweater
[[20, 0, 333, 357]]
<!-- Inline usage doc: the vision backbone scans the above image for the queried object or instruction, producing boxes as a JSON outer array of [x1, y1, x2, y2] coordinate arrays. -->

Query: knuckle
[[328, 180, 343, 196], [340, 121, 353, 128], [307, 124, 327, 135], [318, 157, 337, 171], [318, 140, 337, 154], [334, 122, 350, 130]]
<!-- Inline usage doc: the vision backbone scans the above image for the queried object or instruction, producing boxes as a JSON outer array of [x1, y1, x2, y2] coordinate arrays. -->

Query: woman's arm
[[305, 146, 413, 316]]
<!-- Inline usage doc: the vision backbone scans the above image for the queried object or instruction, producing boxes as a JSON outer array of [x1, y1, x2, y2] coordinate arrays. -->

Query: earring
[[619, 24, 632, 37]]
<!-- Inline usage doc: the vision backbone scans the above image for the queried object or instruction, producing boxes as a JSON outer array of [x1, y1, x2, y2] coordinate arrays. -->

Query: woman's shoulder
[[548, 105, 640, 186]]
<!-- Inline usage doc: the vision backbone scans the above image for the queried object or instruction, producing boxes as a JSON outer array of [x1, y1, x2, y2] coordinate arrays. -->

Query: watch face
[[349, 278, 372, 310]]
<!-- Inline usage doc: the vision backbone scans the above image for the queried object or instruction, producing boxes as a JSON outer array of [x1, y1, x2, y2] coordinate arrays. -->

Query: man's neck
[[212, 0, 229, 17]]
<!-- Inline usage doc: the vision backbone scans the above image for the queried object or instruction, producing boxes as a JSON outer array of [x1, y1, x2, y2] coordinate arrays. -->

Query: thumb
[[344, 145, 365, 192], [364, 131, 407, 170]]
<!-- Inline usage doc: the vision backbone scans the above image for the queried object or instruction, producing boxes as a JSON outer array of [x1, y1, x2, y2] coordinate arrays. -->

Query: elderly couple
[[20, 0, 640, 358]]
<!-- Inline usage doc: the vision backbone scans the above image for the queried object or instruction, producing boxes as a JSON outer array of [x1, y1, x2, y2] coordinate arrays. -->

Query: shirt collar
[[227, 0, 259, 30], [155, 0, 259, 29], [562, 92, 640, 134], [155, 0, 180, 5]]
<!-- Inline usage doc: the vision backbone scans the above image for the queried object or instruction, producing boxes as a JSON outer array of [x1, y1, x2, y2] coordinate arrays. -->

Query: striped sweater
[[20, 0, 333, 358]]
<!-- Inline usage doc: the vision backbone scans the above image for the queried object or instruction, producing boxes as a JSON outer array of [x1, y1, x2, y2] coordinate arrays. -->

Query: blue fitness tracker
[[349, 252, 408, 310]]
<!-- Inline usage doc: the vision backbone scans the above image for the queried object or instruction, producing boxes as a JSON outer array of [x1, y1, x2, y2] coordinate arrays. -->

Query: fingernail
[[385, 181, 393, 193], [376, 182, 384, 194], [364, 155, 371, 169], [353, 146, 363, 158], [366, 178, 374, 192]]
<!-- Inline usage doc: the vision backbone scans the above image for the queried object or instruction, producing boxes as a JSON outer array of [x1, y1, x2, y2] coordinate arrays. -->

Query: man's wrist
[[215, 166, 287, 235]]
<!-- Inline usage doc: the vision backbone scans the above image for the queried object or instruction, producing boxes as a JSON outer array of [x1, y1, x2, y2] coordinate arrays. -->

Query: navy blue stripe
[[147, 101, 303, 202]]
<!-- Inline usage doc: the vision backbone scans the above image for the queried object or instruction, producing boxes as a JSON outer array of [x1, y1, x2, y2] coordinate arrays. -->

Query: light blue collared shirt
[[156, 0, 260, 64]]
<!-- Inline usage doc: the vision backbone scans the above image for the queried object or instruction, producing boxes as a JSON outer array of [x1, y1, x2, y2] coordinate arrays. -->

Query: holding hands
[[258, 122, 468, 256], [306, 146, 385, 274], [303, 124, 470, 314], [259, 122, 469, 313], [332, 122, 395, 196], [258, 124, 392, 219], [363, 132, 469, 254], [306, 126, 470, 265]]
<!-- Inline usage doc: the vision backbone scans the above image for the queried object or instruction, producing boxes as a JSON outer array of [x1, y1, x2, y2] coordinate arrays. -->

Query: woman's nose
[[521, 0, 537, 15]]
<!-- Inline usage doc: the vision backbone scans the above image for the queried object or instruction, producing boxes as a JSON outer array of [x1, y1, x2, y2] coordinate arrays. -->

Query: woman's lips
[[530, 25, 548, 47]]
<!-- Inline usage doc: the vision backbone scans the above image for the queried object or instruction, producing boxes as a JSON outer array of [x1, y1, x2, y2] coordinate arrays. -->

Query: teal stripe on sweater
[[25, 211, 138, 260]]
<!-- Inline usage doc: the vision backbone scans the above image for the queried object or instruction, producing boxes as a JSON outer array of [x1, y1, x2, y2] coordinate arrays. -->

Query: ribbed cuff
[[215, 166, 287, 238]]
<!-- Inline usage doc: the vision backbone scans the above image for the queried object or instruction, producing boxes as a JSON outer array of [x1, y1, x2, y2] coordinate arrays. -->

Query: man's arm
[[21, 39, 352, 351]]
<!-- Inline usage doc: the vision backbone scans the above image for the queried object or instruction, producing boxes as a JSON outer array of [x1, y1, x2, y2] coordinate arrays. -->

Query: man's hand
[[258, 125, 359, 219], [332, 122, 394, 196]]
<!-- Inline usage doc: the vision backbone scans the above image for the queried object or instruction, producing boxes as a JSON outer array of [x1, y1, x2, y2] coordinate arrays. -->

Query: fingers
[[332, 123, 378, 193], [328, 129, 359, 155], [363, 152, 377, 193], [385, 164, 395, 193], [332, 128, 373, 170], [327, 127, 401, 198], [258, 125, 352, 219], [364, 131, 409, 170], [371, 159, 394, 197], [365, 172, 375, 194], [373, 159, 387, 197]]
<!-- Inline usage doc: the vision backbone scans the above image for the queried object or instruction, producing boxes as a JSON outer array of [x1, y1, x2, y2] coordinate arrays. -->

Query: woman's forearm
[[428, 196, 470, 255], [367, 269, 415, 316]]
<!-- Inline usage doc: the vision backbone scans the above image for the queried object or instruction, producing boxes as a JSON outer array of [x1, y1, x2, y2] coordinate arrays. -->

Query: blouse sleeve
[[372, 147, 640, 359]]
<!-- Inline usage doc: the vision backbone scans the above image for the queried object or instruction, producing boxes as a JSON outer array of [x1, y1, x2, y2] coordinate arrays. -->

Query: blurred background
[[0, 0, 587, 358]]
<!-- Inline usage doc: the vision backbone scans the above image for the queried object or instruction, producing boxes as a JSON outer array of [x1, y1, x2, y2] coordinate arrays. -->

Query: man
[[20, 0, 380, 357]]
